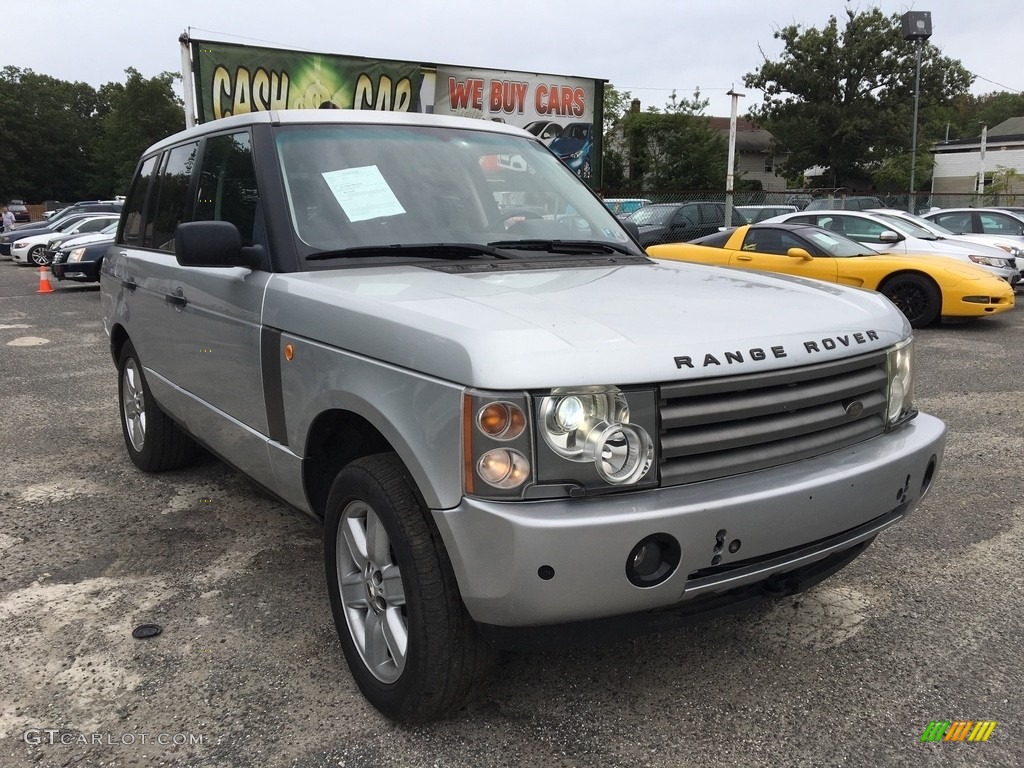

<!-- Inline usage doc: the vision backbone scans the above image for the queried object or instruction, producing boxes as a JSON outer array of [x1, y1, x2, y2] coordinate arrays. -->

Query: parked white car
[[870, 209, 1024, 285], [762, 209, 1019, 286], [11, 214, 120, 266]]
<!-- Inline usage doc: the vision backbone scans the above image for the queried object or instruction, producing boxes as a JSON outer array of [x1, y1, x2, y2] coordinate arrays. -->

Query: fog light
[[625, 533, 680, 587]]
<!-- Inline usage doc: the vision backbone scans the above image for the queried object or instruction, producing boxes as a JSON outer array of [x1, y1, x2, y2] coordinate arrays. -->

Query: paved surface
[[1, 263, 1021, 767]]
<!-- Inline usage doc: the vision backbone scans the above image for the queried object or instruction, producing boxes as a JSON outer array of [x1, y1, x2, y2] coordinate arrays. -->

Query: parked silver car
[[102, 109, 946, 723]]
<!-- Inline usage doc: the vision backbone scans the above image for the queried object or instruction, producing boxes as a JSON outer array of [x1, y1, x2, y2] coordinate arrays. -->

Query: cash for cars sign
[[190, 40, 424, 122], [433, 67, 597, 179]]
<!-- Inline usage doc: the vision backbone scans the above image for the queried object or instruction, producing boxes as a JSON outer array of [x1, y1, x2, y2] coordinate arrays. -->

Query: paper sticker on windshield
[[322, 166, 406, 222]]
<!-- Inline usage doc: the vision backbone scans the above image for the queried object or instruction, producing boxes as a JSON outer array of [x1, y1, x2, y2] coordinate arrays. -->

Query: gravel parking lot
[[1, 265, 1021, 768]]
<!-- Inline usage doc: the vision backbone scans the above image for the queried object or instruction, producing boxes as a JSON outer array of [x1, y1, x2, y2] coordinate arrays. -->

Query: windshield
[[800, 227, 879, 257], [876, 211, 954, 236], [869, 214, 935, 239], [625, 205, 676, 227], [273, 123, 633, 258]]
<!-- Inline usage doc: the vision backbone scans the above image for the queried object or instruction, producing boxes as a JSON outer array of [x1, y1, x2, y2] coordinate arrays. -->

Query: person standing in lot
[[1, 207, 14, 232]]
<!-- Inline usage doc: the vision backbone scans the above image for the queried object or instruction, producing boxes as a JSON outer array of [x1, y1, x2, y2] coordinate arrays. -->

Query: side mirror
[[786, 247, 813, 261], [878, 229, 903, 244], [174, 221, 263, 269], [621, 220, 641, 242]]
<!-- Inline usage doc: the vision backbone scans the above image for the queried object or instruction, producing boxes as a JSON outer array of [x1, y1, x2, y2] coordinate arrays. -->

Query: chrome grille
[[659, 351, 888, 486]]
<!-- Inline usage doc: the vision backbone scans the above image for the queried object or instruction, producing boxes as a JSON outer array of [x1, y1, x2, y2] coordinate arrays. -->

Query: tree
[[609, 89, 727, 191], [0, 66, 103, 201], [93, 68, 185, 195], [944, 91, 1024, 140], [744, 7, 973, 189]]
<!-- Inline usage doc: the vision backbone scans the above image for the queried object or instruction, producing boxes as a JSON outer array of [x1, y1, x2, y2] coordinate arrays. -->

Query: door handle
[[736, 255, 753, 262], [121, 278, 136, 291], [165, 288, 187, 309]]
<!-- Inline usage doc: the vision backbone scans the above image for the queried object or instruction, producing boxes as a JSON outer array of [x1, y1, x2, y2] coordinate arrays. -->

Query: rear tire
[[323, 453, 493, 723], [879, 273, 940, 328], [117, 341, 197, 472]]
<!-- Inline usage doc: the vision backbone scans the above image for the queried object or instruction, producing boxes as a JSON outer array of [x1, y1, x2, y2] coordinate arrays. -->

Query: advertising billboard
[[432, 67, 598, 181], [185, 38, 603, 184], [189, 39, 424, 123]]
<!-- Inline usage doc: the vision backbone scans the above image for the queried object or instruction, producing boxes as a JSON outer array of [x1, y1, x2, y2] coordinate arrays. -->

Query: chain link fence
[[600, 188, 1024, 214]]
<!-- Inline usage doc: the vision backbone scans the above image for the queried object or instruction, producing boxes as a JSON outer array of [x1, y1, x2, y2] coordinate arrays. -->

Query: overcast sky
[[6, 0, 1021, 119]]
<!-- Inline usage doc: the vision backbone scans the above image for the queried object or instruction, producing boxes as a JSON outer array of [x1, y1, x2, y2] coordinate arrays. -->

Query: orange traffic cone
[[37, 265, 55, 294]]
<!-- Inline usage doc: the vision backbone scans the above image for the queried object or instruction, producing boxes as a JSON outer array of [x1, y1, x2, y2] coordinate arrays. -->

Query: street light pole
[[908, 38, 923, 213], [901, 11, 932, 214]]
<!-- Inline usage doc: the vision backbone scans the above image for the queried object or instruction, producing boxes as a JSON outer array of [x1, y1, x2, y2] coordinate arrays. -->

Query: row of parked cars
[[0, 200, 123, 282], [642, 205, 1022, 328], [599, 196, 1021, 327]]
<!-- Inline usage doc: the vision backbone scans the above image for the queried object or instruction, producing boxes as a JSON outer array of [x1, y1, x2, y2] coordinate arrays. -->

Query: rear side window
[[979, 213, 1024, 236], [121, 156, 158, 246], [151, 142, 199, 251], [193, 132, 259, 246]]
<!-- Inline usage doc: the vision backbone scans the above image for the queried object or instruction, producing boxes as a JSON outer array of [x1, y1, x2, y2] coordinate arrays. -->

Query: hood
[[57, 232, 114, 249], [264, 259, 908, 389]]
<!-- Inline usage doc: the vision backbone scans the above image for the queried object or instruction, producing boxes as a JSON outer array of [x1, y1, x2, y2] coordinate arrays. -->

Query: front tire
[[117, 341, 197, 472], [879, 273, 940, 328], [323, 453, 492, 723], [30, 245, 49, 266]]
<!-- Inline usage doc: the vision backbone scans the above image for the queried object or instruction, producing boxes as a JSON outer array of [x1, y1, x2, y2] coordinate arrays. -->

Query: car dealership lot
[[1, 267, 1021, 767]]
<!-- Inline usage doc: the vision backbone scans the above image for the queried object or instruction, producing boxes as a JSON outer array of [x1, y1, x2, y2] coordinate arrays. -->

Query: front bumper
[[51, 259, 100, 282], [433, 412, 946, 627]]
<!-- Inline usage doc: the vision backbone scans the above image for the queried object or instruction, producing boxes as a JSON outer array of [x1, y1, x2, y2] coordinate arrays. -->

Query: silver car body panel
[[435, 413, 945, 626]]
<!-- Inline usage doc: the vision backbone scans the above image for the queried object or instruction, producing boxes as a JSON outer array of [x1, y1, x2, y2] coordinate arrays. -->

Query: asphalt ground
[[1, 262, 1021, 768]]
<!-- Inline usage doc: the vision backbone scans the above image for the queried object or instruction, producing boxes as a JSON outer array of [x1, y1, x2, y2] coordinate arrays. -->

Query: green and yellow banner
[[190, 40, 424, 122]]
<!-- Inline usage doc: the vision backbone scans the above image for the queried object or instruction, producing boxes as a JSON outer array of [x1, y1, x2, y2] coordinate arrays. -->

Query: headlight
[[463, 386, 658, 499], [68, 247, 87, 262], [993, 243, 1023, 258], [538, 387, 654, 487], [967, 254, 1012, 269], [886, 338, 914, 427]]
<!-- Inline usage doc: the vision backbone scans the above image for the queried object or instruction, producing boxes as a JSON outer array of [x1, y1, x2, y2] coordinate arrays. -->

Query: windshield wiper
[[485, 239, 636, 256], [306, 242, 515, 262]]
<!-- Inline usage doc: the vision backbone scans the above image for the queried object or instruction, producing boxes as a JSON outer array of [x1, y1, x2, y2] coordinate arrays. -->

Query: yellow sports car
[[647, 222, 1015, 328]]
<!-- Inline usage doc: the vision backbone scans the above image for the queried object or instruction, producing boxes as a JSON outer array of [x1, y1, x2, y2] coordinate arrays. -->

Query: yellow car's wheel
[[879, 273, 940, 328]]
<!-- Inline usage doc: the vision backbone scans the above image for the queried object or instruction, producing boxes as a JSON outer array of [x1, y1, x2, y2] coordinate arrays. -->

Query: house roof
[[990, 116, 1024, 137], [707, 117, 776, 153], [933, 114, 1024, 153]]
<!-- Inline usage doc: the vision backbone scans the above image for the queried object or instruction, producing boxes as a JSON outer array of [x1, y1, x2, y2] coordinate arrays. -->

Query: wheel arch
[[303, 409, 411, 521], [877, 268, 941, 293], [108, 322, 130, 368]]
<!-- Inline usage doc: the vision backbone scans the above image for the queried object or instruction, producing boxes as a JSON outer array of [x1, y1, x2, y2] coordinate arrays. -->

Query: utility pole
[[724, 88, 745, 228], [977, 124, 988, 203]]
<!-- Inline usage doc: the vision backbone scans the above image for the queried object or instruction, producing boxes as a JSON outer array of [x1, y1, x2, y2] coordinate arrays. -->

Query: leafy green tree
[[601, 84, 636, 189], [93, 68, 185, 195], [744, 7, 973, 189], [620, 90, 727, 190], [0, 66, 102, 202], [943, 91, 1024, 140]]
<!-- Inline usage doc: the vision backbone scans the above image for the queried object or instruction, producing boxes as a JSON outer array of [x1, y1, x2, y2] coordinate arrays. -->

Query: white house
[[931, 117, 1024, 196]]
